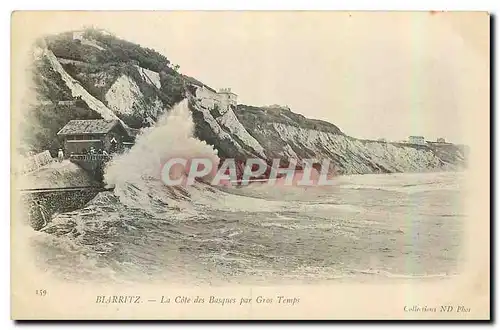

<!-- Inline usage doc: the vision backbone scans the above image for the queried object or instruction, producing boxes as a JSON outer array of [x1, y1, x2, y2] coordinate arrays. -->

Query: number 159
[[36, 289, 47, 296]]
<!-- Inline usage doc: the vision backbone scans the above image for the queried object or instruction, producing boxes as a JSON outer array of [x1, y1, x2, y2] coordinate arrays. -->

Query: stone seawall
[[22, 189, 102, 230]]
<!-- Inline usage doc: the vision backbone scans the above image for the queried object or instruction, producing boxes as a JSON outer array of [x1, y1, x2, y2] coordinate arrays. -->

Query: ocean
[[26, 102, 466, 285]]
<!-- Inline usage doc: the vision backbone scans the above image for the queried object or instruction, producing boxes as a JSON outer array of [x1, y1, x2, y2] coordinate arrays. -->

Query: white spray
[[104, 99, 220, 195]]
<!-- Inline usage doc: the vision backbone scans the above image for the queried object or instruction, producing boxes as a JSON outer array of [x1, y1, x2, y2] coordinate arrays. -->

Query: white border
[[3, 0, 500, 10]]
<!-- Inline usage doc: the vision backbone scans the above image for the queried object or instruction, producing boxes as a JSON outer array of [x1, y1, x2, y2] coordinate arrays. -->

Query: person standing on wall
[[57, 148, 64, 162]]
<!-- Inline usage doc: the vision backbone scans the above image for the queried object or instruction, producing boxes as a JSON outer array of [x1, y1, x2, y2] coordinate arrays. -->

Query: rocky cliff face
[[20, 28, 467, 174], [233, 105, 468, 174]]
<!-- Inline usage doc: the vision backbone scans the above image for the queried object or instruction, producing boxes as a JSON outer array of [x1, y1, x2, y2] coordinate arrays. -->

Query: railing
[[15, 150, 53, 175], [69, 154, 111, 161], [19, 185, 115, 193]]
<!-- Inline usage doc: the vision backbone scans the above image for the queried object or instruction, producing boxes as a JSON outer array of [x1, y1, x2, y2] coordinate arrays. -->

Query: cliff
[[233, 105, 467, 174], [19, 28, 467, 175]]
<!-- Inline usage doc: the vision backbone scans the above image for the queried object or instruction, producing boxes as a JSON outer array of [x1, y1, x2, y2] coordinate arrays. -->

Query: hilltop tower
[[217, 88, 238, 109]]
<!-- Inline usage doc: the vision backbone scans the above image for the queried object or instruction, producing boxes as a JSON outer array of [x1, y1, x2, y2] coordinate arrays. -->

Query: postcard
[[10, 11, 490, 320]]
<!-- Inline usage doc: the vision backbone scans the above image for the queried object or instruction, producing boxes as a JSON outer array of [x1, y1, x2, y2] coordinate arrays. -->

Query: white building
[[408, 136, 426, 145], [73, 31, 84, 41], [217, 88, 238, 109], [264, 104, 290, 110], [58, 100, 76, 106]]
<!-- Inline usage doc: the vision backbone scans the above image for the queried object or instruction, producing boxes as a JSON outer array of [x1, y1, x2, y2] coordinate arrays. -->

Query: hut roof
[[57, 119, 122, 135]]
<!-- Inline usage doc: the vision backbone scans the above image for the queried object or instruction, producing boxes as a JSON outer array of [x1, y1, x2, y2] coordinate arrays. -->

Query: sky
[[15, 11, 489, 144]]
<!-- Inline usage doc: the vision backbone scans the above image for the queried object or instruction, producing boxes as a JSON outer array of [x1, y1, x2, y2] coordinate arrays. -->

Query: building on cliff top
[[72, 31, 84, 41], [57, 119, 133, 155], [217, 88, 238, 109], [437, 137, 446, 143], [408, 136, 426, 145], [263, 104, 291, 111]]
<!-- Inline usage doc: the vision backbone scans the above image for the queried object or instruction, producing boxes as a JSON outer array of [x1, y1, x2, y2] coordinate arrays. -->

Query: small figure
[[57, 148, 64, 162]]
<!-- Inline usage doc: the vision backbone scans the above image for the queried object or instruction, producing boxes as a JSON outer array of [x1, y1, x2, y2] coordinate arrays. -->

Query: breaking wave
[[103, 99, 222, 211]]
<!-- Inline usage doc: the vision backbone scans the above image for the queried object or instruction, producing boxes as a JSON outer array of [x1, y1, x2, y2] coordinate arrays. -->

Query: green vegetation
[[159, 70, 186, 107], [45, 28, 187, 108], [21, 58, 101, 155], [32, 57, 73, 102], [28, 28, 195, 154], [83, 29, 171, 72]]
